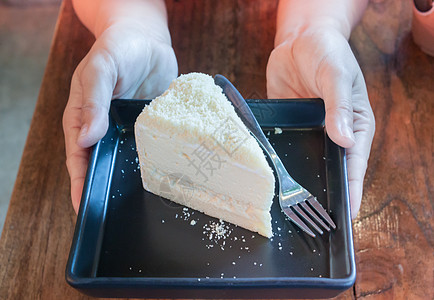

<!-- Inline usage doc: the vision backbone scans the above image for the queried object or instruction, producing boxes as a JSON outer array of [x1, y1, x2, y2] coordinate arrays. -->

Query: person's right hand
[[63, 21, 178, 213]]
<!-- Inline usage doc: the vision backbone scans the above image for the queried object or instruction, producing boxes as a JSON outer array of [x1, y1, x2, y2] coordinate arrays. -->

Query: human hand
[[266, 27, 375, 218], [63, 22, 178, 213]]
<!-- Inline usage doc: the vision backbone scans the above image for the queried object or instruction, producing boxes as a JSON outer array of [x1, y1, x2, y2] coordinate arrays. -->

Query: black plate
[[66, 99, 355, 299]]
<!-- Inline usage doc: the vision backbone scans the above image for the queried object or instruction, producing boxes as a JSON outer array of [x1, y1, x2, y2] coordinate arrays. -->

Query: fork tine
[[307, 197, 337, 229], [293, 205, 323, 235], [283, 207, 316, 237], [300, 202, 330, 232]]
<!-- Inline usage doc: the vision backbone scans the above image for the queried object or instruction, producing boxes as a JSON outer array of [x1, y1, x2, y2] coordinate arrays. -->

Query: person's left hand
[[266, 26, 375, 218]]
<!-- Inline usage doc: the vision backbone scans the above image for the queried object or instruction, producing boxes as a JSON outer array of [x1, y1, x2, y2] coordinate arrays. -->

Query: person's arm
[[274, 0, 368, 46], [72, 0, 170, 42], [267, 0, 375, 218], [64, 0, 178, 212]]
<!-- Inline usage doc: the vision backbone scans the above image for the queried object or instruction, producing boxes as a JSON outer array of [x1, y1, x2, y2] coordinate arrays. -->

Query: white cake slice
[[134, 73, 275, 238]]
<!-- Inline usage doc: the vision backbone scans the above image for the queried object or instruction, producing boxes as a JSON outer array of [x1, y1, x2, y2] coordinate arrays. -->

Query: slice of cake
[[134, 73, 275, 238]]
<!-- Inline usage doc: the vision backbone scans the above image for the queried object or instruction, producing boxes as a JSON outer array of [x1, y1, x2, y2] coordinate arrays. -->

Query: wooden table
[[1, 0, 432, 299]]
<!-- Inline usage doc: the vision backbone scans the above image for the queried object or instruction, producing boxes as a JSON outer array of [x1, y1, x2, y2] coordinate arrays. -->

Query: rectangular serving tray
[[66, 99, 355, 299]]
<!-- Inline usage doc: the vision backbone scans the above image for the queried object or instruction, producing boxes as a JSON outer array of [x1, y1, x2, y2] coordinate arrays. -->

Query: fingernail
[[79, 124, 88, 137]]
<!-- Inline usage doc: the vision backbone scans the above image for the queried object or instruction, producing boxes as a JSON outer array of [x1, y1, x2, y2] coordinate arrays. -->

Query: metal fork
[[214, 75, 336, 237]]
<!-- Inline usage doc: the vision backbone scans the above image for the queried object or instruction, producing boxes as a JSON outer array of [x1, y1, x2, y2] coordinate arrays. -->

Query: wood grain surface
[[0, 0, 432, 299], [351, 1, 433, 299]]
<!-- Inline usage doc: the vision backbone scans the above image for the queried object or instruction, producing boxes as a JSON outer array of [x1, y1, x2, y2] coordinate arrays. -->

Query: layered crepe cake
[[134, 73, 275, 238]]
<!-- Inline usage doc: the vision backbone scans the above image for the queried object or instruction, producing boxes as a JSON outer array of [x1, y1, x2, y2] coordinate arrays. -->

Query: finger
[[317, 59, 356, 149], [63, 70, 91, 212], [76, 48, 116, 148], [346, 122, 374, 218], [345, 73, 375, 218], [348, 105, 375, 217], [346, 148, 366, 218], [68, 148, 90, 213]]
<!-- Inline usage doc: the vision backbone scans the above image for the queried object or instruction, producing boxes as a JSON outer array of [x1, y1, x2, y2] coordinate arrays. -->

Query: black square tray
[[66, 99, 355, 299]]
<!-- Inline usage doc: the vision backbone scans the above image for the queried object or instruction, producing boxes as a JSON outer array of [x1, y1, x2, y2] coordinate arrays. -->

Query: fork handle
[[214, 75, 274, 151], [214, 75, 299, 190]]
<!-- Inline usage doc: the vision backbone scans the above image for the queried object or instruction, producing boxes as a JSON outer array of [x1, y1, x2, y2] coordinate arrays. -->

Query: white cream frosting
[[134, 73, 275, 237]]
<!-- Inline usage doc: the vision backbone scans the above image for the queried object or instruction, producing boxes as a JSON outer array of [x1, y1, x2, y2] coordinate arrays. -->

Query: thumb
[[318, 65, 356, 149], [76, 50, 116, 148]]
